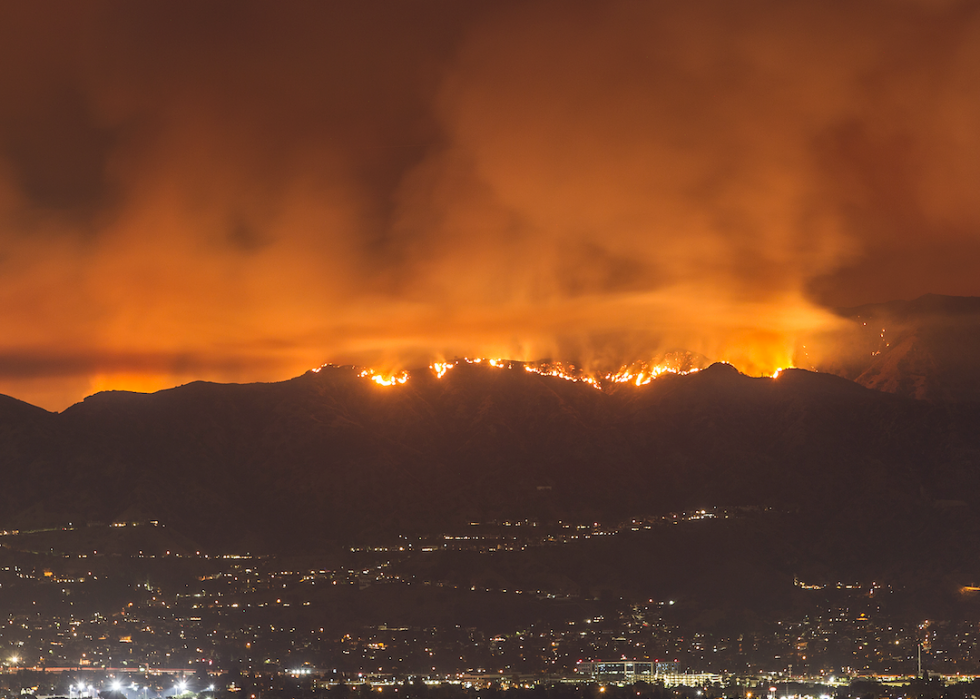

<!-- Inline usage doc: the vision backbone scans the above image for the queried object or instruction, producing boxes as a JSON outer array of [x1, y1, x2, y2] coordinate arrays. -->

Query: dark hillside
[[0, 362, 974, 572]]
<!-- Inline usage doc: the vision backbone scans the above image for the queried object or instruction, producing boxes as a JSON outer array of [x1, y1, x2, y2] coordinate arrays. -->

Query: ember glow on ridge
[[312, 356, 718, 390]]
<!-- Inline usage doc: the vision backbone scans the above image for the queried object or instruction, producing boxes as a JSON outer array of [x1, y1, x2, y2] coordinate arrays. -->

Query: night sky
[[2, 1, 980, 410]]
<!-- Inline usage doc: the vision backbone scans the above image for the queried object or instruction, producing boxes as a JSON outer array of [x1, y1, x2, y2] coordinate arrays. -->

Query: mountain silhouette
[[1, 360, 976, 562]]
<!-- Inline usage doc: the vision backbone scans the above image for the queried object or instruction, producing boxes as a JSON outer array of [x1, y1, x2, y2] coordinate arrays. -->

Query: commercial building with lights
[[576, 660, 721, 687], [576, 660, 678, 681]]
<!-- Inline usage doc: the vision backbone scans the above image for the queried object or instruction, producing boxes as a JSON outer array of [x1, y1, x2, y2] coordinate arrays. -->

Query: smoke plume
[[1, 1, 979, 408]]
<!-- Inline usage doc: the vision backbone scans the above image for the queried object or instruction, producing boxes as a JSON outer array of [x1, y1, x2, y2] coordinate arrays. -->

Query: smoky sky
[[1, 1, 979, 410]]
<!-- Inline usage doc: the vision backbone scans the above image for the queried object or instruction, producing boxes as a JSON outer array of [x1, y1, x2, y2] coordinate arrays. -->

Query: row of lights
[[69, 680, 213, 697]]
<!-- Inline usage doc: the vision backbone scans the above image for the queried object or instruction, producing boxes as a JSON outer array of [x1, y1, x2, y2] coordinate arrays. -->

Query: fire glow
[[606, 364, 699, 387], [431, 362, 454, 379], [318, 355, 719, 390], [359, 369, 409, 386]]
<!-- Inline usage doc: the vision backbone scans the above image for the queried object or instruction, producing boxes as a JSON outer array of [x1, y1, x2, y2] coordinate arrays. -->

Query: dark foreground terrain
[[2, 297, 980, 677]]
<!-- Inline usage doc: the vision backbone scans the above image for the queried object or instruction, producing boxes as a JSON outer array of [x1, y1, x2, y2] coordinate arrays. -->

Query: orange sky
[[2, 1, 980, 410]]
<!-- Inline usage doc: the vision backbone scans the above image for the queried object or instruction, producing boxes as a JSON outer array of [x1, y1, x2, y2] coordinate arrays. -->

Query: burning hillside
[[317, 295, 980, 402], [314, 350, 717, 392]]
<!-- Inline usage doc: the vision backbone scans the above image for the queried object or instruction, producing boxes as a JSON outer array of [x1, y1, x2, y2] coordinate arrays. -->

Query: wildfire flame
[[523, 360, 601, 388], [606, 364, 690, 386], [431, 362, 454, 378], [604, 354, 704, 386], [358, 369, 409, 386], [316, 351, 720, 390], [311, 345, 805, 391]]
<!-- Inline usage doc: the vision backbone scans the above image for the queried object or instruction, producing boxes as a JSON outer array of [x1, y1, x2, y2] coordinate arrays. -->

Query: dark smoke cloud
[[1, 1, 979, 409]]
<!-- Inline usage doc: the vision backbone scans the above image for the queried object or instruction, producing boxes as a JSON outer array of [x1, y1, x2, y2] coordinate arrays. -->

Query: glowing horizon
[[309, 353, 786, 394]]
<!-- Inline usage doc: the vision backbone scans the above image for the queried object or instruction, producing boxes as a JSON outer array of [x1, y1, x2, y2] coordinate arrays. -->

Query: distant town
[[2, 511, 979, 699]]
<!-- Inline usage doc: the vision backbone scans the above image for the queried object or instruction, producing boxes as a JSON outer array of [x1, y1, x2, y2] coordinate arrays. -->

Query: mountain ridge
[[2, 293, 976, 414], [0, 361, 973, 555]]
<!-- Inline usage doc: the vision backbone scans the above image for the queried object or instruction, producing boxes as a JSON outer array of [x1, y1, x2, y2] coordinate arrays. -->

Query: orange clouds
[[0, 2, 979, 409]]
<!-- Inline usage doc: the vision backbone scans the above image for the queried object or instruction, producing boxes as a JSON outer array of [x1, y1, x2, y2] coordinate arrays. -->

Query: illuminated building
[[576, 660, 681, 683]]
